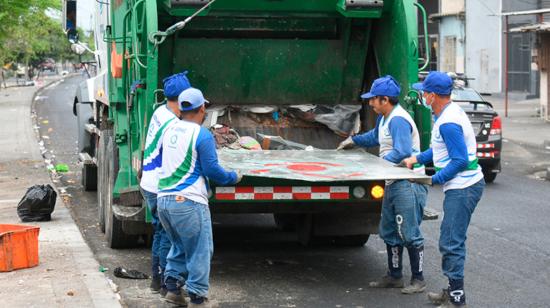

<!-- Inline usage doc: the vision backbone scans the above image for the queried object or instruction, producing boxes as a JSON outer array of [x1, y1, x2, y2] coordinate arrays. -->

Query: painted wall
[[439, 16, 465, 74], [502, 0, 541, 96], [465, 0, 501, 93], [441, 0, 464, 14]]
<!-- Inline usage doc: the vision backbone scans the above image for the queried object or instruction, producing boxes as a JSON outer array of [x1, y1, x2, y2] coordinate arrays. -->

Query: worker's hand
[[402, 156, 418, 169], [234, 171, 243, 184], [336, 136, 354, 150]]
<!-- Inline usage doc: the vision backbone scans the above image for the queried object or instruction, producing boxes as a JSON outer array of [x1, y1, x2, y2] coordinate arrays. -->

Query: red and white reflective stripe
[[215, 186, 350, 200], [476, 152, 495, 158], [477, 143, 495, 149]]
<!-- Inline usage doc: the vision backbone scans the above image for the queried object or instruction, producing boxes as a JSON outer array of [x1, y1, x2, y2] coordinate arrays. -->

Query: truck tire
[[105, 198, 139, 248], [483, 170, 497, 183], [273, 213, 298, 231], [97, 130, 110, 233], [296, 214, 313, 246], [103, 132, 139, 248], [332, 234, 370, 247], [82, 163, 97, 191]]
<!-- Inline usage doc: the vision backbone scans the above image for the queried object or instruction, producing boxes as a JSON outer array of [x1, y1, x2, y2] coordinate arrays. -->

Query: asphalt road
[[34, 76, 550, 308]]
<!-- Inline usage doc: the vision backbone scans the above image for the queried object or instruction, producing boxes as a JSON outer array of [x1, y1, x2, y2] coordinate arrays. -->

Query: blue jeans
[[379, 180, 425, 248], [439, 179, 485, 281], [158, 195, 213, 297], [142, 189, 171, 277], [412, 183, 428, 225]]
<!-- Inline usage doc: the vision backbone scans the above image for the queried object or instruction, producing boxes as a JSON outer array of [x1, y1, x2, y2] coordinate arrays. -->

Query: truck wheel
[[333, 234, 370, 247], [103, 132, 139, 248], [273, 214, 298, 231], [97, 130, 111, 233], [483, 170, 497, 183], [82, 163, 97, 191], [105, 198, 139, 248], [296, 214, 313, 246]]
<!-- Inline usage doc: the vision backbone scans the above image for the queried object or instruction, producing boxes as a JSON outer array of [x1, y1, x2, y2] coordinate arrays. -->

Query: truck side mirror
[[71, 43, 87, 55], [67, 28, 79, 44], [63, 0, 78, 41]]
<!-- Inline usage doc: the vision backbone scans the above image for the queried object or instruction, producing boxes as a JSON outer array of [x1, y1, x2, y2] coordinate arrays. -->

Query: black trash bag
[[114, 267, 149, 279], [17, 184, 57, 222]]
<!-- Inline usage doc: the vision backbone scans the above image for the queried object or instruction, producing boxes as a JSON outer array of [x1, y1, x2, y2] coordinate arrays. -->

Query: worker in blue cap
[[140, 71, 191, 296], [338, 75, 428, 295], [157, 87, 241, 307], [404, 71, 485, 308]]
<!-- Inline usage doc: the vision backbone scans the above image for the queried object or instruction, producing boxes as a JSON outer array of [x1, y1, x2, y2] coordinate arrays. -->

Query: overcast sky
[[77, 0, 95, 31]]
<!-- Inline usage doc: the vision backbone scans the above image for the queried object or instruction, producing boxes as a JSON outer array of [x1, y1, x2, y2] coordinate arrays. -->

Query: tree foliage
[[0, 0, 81, 67]]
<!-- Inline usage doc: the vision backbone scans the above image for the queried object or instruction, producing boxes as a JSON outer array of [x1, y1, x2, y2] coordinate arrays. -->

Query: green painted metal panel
[[110, 0, 160, 197], [161, 0, 384, 18], [371, 0, 431, 149], [162, 0, 348, 14], [169, 17, 371, 105]]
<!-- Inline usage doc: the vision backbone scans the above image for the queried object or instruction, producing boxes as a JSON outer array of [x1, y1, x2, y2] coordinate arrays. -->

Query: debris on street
[[55, 163, 69, 173], [113, 267, 149, 279], [17, 184, 57, 222]]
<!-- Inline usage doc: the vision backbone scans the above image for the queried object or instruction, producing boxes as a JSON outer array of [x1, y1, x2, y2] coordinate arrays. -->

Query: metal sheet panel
[[218, 149, 431, 184]]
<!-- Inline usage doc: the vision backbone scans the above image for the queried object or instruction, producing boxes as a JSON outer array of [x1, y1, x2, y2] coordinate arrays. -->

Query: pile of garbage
[[208, 104, 361, 151]]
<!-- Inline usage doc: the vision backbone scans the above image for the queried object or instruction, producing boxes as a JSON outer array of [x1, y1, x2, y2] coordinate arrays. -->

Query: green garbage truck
[[63, 0, 432, 248]]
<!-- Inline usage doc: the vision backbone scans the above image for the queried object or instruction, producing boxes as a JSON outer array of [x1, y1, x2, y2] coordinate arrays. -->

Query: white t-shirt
[[139, 105, 177, 193]]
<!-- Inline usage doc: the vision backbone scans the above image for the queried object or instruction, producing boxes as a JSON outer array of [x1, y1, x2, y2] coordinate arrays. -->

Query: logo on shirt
[[170, 135, 178, 145], [383, 127, 391, 137], [434, 130, 442, 142], [147, 125, 154, 138]]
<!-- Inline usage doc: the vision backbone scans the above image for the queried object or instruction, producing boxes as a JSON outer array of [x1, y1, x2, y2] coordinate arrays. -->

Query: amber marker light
[[371, 185, 384, 199]]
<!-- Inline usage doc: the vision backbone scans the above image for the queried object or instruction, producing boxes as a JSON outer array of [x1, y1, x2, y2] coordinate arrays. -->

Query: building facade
[[431, 0, 548, 96], [434, 0, 466, 74], [465, 0, 502, 94]]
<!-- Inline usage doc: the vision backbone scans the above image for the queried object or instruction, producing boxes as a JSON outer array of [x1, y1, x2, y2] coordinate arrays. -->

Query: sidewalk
[[0, 79, 122, 307], [485, 94, 550, 149]]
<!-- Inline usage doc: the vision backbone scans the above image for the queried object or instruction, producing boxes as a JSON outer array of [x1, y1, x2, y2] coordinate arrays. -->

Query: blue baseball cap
[[163, 71, 191, 99], [361, 75, 401, 100], [178, 87, 209, 111], [412, 71, 453, 95]]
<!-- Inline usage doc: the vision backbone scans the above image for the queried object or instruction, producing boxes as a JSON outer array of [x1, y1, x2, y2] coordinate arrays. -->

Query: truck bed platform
[[218, 149, 431, 185]]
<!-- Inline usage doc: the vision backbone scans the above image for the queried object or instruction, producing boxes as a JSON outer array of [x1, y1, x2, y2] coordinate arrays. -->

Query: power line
[[472, 0, 498, 16]]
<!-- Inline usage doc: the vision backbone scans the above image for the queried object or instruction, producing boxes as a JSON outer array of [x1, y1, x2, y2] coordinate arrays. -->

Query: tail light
[[490, 116, 502, 135]]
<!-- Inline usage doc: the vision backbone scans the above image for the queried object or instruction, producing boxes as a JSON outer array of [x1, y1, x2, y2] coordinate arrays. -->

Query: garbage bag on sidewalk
[[113, 267, 149, 279], [17, 184, 57, 222]]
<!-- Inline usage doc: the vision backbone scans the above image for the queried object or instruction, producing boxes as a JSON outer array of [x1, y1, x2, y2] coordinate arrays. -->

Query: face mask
[[420, 93, 433, 113]]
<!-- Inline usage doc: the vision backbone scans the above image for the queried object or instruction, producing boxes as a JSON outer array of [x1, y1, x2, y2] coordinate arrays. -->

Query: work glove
[[336, 136, 354, 150]]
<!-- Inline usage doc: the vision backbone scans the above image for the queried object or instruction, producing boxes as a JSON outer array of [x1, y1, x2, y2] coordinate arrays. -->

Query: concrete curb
[[27, 76, 123, 308]]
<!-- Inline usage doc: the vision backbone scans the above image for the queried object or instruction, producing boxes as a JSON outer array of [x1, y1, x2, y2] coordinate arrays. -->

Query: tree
[[0, 0, 67, 68]]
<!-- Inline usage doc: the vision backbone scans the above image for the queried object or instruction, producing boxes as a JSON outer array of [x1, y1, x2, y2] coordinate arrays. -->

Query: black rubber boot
[[369, 245, 404, 288], [150, 275, 161, 293], [428, 279, 467, 307], [387, 244, 403, 278], [447, 279, 466, 306], [150, 256, 161, 293], [408, 245, 424, 281], [188, 293, 218, 308], [401, 245, 426, 294]]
